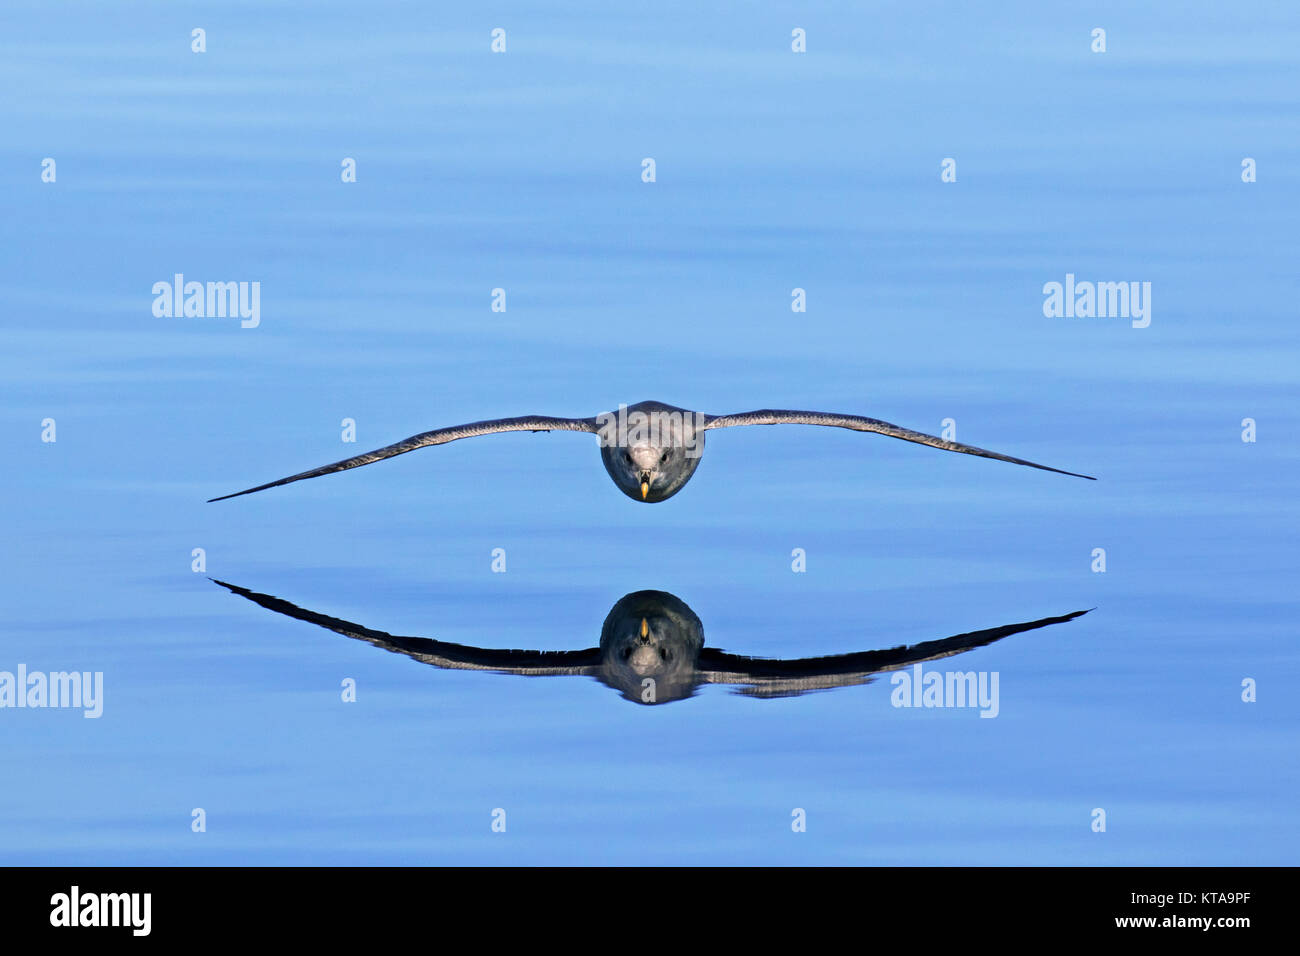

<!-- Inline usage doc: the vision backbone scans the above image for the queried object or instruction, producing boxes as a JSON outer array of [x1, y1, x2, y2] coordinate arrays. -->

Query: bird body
[[597, 400, 706, 501]]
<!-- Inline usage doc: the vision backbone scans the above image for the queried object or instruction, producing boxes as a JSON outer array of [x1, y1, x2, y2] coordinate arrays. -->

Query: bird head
[[598, 432, 705, 502], [598, 590, 705, 703]]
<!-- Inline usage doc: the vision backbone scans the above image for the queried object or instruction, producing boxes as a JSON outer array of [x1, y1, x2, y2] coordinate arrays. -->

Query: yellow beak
[[640, 618, 649, 638], [640, 481, 649, 499]]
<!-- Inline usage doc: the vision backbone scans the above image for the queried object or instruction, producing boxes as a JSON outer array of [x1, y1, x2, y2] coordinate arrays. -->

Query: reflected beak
[[640, 481, 649, 499], [640, 618, 649, 638]]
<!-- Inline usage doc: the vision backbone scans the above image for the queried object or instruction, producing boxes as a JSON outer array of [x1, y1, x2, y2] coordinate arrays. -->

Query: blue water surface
[[1, 0, 1296, 864]]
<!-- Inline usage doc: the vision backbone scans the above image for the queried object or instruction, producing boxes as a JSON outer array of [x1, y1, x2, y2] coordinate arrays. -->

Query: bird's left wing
[[209, 414, 601, 501], [702, 409, 1094, 480], [212, 580, 603, 676], [696, 609, 1090, 698]]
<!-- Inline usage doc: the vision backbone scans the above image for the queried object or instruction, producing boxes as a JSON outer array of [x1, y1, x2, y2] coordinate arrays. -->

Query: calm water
[[2, 1, 1297, 864]]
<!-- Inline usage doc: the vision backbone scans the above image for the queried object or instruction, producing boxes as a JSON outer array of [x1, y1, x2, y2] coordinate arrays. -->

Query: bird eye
[[623, 452, 632, 464], [659, 452, 669, 464]]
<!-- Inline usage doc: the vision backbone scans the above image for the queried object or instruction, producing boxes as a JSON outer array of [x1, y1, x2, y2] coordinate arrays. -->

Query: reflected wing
[[209, 415, 601, 501], [697, 609, 1091, 698], [213, 580, 602, 676], [702, 409, 1094, 480]]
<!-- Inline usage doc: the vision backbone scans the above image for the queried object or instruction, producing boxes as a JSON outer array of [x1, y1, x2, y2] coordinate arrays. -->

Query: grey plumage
[[701, 409, 1094, 480], [208, 415, 599, 502], [209, 399, 1093, 503]]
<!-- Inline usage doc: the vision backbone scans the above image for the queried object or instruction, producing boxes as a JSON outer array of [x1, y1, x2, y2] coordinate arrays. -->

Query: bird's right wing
[[702, 409, 1095, 480], [697, 609, 1091, 698], [212, 580, 603, 676], [209, 415, 601, 501]]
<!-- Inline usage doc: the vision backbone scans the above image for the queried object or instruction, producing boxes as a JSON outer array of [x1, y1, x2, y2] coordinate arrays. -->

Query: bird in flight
[[213, 579, 1091, 705], [209, 399, 1094, 504]]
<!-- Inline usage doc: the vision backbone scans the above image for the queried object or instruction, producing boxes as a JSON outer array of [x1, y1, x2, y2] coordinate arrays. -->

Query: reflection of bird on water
[[212, 580, 1090, 705], [208, 399, 1094, 504]]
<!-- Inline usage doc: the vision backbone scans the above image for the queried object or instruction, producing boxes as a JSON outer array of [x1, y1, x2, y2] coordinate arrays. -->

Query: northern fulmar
[[209, 400, 1094, 504]]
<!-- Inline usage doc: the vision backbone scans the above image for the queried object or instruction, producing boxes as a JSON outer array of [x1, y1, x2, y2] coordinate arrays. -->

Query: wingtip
[[208, 485, 261, 502], [1046, 608, 1094, 625]]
